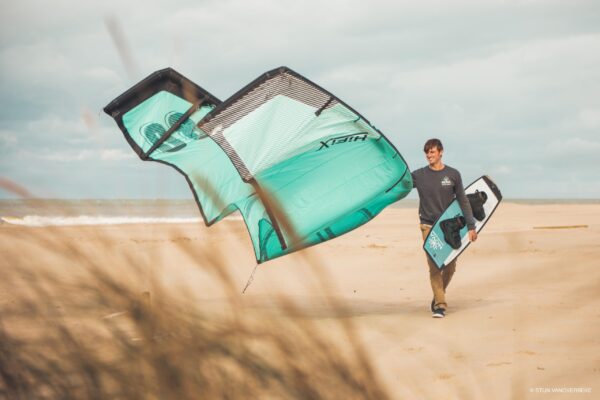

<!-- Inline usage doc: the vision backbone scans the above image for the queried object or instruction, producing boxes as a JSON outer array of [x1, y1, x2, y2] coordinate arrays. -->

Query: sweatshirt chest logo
[[441, 176, 452, 187]]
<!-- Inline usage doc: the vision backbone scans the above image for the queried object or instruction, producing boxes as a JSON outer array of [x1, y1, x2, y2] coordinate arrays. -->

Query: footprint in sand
[[437, 373, 454, 380], [404, 347, 424, 353], [170, 237, 193, 243], [131, 238, 164, 243], [486, 361, 512, 367], [518, 350, 537, 356]]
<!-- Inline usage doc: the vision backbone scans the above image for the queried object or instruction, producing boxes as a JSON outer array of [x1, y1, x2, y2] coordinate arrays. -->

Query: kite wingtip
[[264, 66, 292, 78]]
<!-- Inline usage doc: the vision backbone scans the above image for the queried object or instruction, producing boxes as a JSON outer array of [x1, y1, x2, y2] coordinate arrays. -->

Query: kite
[[104, 67, 412, 263]]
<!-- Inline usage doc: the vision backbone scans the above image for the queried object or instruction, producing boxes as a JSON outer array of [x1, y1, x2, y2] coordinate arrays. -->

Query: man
[[412, 139, 477, 318]]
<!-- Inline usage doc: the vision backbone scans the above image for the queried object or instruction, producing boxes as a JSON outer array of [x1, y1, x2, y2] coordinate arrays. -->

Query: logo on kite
[[165, 112, 208, 141], [318, 132, 368, 151], [140, 111, 207, 153]]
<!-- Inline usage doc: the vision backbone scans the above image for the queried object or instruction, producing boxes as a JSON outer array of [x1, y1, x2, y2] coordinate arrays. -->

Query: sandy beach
[[1, 202, 598, 399]]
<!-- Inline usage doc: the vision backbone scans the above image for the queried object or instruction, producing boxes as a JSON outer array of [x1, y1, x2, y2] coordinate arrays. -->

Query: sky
[[1, 0, 599, 199]]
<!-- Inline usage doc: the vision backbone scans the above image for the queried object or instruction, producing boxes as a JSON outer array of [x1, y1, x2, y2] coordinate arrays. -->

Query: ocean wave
[[0, 215, 241, 227]]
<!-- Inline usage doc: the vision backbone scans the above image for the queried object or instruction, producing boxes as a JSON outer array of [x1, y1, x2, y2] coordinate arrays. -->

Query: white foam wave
[[0, 215, 208, 227]]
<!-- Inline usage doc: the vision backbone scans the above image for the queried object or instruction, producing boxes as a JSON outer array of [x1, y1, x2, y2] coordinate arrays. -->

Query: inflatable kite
[[104, 67, 412, 262]]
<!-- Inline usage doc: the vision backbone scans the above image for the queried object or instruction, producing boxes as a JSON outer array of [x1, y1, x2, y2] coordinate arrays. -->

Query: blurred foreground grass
[[0, 223, 390, 400]]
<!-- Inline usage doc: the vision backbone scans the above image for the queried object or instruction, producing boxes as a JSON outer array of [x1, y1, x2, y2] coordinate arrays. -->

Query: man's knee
[[428, 262, 442, 277]]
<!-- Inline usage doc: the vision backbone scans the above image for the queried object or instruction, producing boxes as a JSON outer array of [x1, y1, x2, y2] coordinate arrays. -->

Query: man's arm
[[454, 172, 478, 241]]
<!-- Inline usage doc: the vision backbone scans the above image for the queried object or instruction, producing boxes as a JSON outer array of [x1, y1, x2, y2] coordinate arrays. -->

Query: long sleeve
[[454, 173, 475, 230]]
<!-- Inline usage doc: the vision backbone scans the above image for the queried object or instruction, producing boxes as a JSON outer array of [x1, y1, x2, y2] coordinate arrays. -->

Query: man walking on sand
[[412, 139, 477, 318]]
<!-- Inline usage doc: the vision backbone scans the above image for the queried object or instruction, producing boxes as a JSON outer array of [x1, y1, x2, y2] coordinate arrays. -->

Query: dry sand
[[1, 203, 598, 399]]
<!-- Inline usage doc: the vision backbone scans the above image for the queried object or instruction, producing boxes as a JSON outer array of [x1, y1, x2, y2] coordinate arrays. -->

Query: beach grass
[[0, 215, 389, 399]]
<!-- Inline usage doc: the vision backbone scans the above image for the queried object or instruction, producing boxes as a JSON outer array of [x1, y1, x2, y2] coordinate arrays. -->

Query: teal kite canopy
[[104, 67, 412, 263]]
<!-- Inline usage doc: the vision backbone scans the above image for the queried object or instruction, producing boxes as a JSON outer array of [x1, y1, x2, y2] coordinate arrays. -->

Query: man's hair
[[423, 138, 443, 153]]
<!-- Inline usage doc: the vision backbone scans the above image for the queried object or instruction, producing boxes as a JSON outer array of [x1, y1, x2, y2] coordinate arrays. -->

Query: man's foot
[[430, 298, 435, 312], [432, 308, 445, 318]]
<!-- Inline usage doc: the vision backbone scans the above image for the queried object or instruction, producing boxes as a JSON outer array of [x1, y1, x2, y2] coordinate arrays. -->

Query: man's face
[[425, 147, 443, 166]]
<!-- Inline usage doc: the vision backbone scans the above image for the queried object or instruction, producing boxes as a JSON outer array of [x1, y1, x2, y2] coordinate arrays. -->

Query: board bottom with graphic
[[423, 175, 502, 269]]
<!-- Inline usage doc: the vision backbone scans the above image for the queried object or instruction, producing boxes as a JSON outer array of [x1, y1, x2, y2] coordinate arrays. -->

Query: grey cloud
[[1, 0, 599, 198]]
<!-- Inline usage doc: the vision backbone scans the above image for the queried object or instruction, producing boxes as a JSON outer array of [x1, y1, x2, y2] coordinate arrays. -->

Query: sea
[[0, 199, 597, 227], [0, 199, 208, 227]]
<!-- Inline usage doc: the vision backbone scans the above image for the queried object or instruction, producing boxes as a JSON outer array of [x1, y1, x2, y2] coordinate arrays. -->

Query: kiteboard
[[423, 175, 502, 269]]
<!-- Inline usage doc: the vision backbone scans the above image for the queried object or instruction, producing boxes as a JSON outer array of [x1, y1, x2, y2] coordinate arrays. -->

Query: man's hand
[[469, 229, 478, 242]]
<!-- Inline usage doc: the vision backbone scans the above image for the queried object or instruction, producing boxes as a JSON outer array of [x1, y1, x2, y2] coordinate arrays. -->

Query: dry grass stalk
[[0, 196, 390, 399]]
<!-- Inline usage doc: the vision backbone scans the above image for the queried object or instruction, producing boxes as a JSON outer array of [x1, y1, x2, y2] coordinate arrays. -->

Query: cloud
[[578, 108, 600, 129], [32, 148, 135, 162], [0, 131, 17, 146], [1, 0, 600, 198], [82, 67, 121, 83], [39, 149, 96, 162], [491, 165, 512, 176], [545, 137, 600, 158], [100, 148, 135, 160]]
